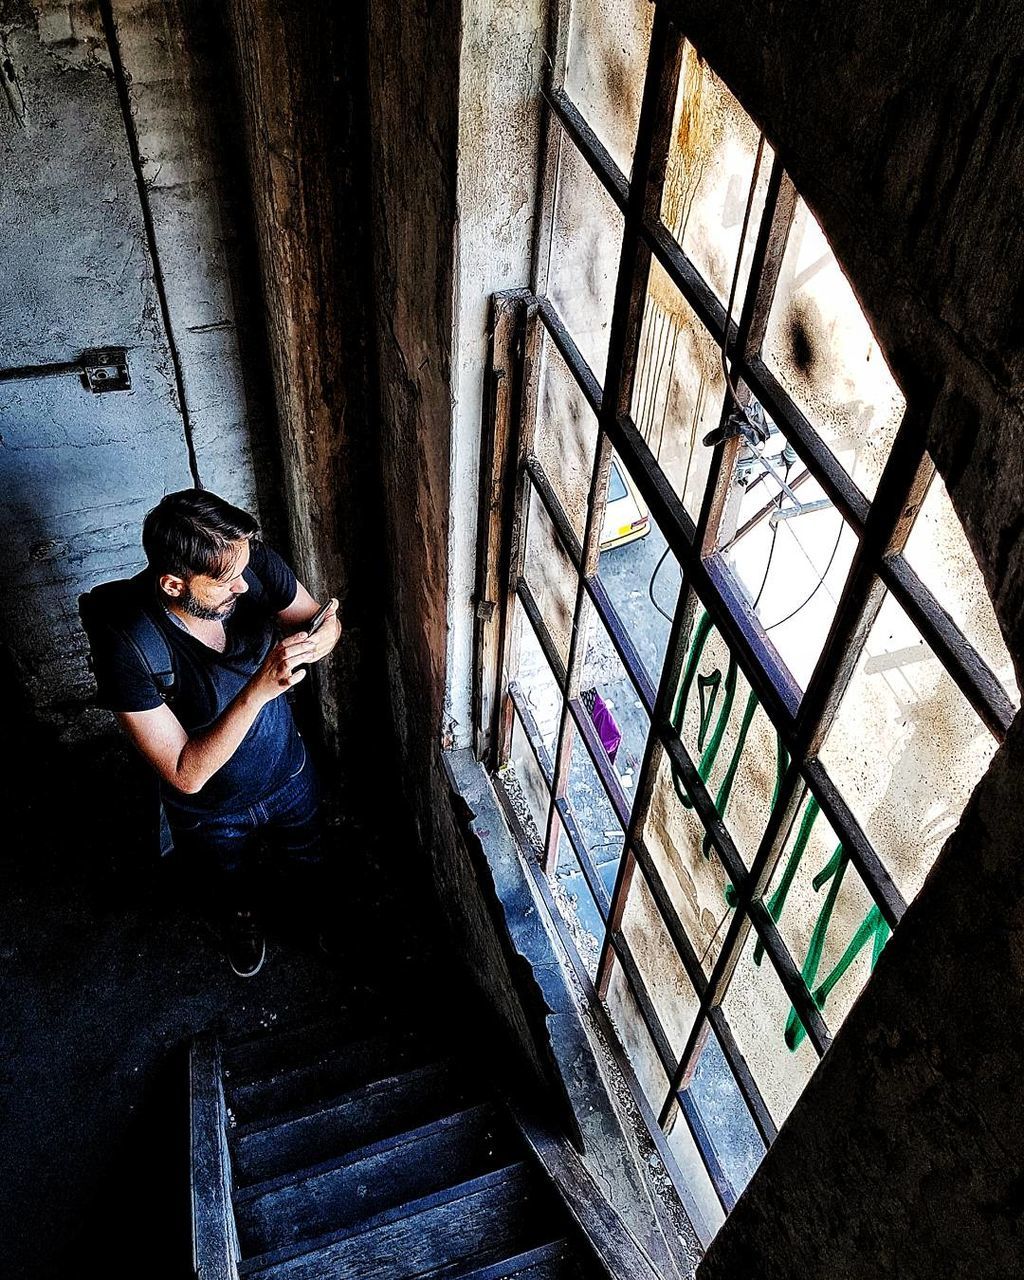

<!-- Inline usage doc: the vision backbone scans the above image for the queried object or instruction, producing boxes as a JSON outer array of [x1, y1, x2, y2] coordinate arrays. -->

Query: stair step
[[226, 1030, 428, 1125], [230, 1059, 476, 1187], [239, 1160, 563, 1280], [235, 1103, 515, 1257], [434, 1238, 586, 1280], [222, 1011, 381, 1080]]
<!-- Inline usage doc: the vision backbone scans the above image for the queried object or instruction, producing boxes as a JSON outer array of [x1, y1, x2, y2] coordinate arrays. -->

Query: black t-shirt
[[92, 541, 305, 820]]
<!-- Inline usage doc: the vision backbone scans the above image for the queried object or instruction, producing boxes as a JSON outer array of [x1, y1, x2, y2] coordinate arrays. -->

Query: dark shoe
[[224, 909, 266, 978]]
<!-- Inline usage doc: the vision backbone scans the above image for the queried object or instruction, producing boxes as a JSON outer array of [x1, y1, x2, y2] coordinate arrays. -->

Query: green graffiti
[[669, 611, 891, 1051]]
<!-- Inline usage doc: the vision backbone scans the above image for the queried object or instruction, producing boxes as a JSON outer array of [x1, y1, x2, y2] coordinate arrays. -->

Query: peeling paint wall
[[0, 0, 275, 741]]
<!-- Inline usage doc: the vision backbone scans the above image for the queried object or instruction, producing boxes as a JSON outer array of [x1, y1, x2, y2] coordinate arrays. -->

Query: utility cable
[[764, 516, 845, 632]]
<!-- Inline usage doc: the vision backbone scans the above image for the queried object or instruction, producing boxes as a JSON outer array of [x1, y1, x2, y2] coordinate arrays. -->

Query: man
[[90, 488, 341, 977]]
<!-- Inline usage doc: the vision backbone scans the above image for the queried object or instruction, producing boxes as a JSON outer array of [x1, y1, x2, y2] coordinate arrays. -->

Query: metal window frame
[[476, 0, 1015, 1217]]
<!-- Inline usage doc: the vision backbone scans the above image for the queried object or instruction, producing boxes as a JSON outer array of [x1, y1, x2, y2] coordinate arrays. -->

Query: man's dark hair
[[142, 489, 260, 580]]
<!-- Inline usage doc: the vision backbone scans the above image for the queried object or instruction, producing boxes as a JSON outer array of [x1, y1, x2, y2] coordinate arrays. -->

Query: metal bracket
[[0, 346, 131, 393]]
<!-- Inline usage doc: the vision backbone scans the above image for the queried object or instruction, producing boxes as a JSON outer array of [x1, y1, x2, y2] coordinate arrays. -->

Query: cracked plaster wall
[[0, 0, 274, 741]]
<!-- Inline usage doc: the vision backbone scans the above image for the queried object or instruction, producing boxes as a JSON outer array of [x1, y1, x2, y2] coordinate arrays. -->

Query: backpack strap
[[79, 571, 177, 704]]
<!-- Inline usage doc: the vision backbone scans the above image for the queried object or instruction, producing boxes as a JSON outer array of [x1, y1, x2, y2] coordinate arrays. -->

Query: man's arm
[[116, 630, 318, 796], [277, 580, 342, 664]]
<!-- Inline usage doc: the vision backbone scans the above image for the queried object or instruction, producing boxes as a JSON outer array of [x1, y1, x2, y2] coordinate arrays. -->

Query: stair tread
[[226, 1029, 432, 1124], [230, 1058, 479, 1187], [235, 1103, 518, 1258], [239, 1160, 560, 1280], [430, 1239, 581, 1280], [222, 1010, 384, 1079]]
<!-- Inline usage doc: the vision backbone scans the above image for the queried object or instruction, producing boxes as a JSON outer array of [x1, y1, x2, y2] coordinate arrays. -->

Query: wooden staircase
[[191, 1002, 670, 1280]]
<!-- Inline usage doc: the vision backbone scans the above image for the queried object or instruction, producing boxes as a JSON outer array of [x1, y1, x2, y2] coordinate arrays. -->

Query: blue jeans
[[167, 738, 327, 923]]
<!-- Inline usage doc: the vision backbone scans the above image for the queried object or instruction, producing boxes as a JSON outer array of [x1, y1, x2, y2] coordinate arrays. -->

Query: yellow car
[[600, 454, 651, 550]]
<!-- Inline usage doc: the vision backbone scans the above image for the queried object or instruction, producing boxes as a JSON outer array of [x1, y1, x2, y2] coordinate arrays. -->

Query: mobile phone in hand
[[306, 598, 336, 634]]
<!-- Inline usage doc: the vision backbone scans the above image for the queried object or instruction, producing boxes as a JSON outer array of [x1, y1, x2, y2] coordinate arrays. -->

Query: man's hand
[[302, 598, 342, 664], [250, 631, 319, 704]]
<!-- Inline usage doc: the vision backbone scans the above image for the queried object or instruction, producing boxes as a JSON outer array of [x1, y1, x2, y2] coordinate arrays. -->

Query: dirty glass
[[717, 436, 859, 688], [549, 810, 605, 981], [904, 465, 1020, 707], [606, 958, 672, 1109], [563, 723, 624, 903], [642, 745, 735, 977], [512, 601, 563, 756], [578, 603, 651, 815], [720, 928, 819, 1127], [664, 1096, 727, 1238], [547, 129, 624, 385], [523, 483, 578, 669], [620, 868, 701, 1062], [598, 493, 681, 692], [631, 257, 725, 527], [563, 0, 654, 182], [819, 589, 1000, 903], [507, 710, 552, 854], [670, 610, 778, 868], [679, 1021, 766, 1202], [661, 42, 774, 308], [534, 327, 600, 543], [763, 197, 906, 500], [762, 792, 890, 1037]]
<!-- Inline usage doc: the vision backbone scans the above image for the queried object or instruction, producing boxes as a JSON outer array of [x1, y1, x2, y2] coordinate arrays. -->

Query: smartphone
[[306, 599, 336, 634]]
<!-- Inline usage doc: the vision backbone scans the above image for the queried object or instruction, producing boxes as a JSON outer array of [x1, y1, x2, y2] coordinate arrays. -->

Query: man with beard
[[89, 488, 341, 977]]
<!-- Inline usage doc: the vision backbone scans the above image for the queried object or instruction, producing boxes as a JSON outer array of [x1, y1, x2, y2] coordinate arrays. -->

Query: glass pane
[[904, 466, 1019, 707], [643, 746, 735, 977], [670, 610, 778, 868], [513, 602, 563, 755], [631, 257, 725, 526], [680, 1022, 766, 1202], [717, 427, 859, 688], [763, 790, 890, 1036], [606, 957, 672, 1108], [563, 0, 653, 181], [550, 811, 605, 981], [563, 726, 624, 897], [506, 710, 551, 853], [820, 590, 1000, 902], [661, 43, 773, 308], [535, 328, 600, 543], [523, 484, 578, 668], [547, 130, 624, 385], [579, 603, 651, 815], [664, 1097, 726, 1239], [620, 867, 701, 1061], [720, 928, 819, 1127], [598, 486, 681, 691], [763, 197, 906, 500]]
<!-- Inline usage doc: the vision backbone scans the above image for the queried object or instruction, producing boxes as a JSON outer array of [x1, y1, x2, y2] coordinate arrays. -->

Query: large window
[[475, 0, 1018, 1236]]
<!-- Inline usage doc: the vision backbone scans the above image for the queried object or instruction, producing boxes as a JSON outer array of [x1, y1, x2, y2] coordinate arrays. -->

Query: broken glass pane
[[716, 421, 859, 688], [578, 603, 651, 816], [904, 466, 1020, 707], [620, 867, 700, 1061], [547, 129, 624, 385], [820, 589, 1000, 902], [598, 470, 681, 693], [661, 42, 773, 309], [534, 327, 600, 544], [679, 1021, 767, 1203], [762, 791, 890, 1038], [512, 601, 563, 756], [720, 928, 819, 1128], [643, 745, 734, 977], [631, 257, 725, 527], [669, 609, 779, 868], [763, 198, 905, 500], [563, 0, 654, 182], [523, 483, 578, 669]]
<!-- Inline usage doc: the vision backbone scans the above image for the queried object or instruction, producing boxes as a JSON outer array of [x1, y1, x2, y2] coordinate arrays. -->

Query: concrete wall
[[0, 0, 276, 742]]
